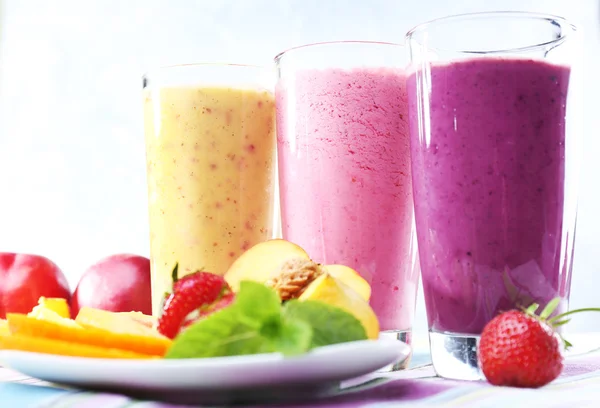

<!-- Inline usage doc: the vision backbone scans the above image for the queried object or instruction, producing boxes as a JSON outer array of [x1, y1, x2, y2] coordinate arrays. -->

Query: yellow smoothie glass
[[142, 64, 278, 317]]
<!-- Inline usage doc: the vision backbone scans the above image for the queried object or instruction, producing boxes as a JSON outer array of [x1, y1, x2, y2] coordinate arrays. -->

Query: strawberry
[[479, 298, 600, 388], [157, 270, 231, 339], [198, 292, 236, 319]]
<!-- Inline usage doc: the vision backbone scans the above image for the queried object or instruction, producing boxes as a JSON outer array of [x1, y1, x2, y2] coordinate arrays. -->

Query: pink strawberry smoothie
[[276, 67, 419, 332], [407, 57, 572, 335]]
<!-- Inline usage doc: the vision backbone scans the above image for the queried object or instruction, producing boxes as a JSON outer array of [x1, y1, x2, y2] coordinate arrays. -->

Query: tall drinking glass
[[275, 42, 420, 370], [143, 64, 278, 317], [406, 12, 582, 380]]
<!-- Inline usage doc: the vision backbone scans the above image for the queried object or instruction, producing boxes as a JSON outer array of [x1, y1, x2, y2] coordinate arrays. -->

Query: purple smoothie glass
[[405, 12, 582, 380]]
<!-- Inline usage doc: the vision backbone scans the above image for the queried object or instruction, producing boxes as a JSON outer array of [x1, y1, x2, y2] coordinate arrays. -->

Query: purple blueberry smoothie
[[407, 57, 573, 335]]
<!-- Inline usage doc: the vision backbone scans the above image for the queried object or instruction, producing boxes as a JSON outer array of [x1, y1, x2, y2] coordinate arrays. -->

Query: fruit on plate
[[224, 239, 371, 301], [157, 270, 232, 339], [0, 253, 70, 319], [223, 239, 377, 338], [0, 319, 7, 336], [479, 298, 600, 388], [0, 333, 158, 359], [29, 297, 70, 319], [117, 311, 157, 328], [164, 281, 369, 359], [71, 254, 151, 316], [224, 239, 309, 292], [298, 273, 379, 339], [3, 303, 170, 358], [322, 264, 370, 301]]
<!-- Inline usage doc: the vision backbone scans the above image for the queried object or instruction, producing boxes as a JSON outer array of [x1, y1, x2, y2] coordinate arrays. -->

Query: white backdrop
[[0, 0, 598, 338]]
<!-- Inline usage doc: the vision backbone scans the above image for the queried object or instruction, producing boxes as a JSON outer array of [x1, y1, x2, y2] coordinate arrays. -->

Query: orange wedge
[[7, 313, 171, 357], [0, 332, 157, 359]]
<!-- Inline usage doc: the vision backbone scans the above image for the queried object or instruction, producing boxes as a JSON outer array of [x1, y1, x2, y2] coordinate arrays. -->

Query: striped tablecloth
[[1, 333, 600, 408]]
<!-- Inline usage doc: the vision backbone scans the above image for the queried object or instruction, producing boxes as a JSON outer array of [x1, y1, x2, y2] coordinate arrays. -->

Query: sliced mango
[[299, 274, 380, 340], [7, 313, 171, 357], [225, 239, 310, 291], [29, 297, 70, 319], [0, 332, 157, 359]]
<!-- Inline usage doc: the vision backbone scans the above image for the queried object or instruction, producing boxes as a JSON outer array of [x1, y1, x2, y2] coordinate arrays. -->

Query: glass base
[[429, 330, 483, 380], [376, 329, 412, 372]]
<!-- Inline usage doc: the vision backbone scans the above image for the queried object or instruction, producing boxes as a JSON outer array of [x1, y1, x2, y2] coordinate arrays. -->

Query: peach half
[[224, 239, 371, 301]]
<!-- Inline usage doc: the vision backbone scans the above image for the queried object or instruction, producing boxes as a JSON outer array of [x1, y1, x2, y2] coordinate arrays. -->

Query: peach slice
[[324, 264, 371, 301], [299, 274, 380, 340], [224, 239, 310, 292]]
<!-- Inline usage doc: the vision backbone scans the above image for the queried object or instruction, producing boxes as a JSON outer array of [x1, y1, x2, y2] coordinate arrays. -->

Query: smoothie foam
[[276, 68, 419, 331], [407, 57, 571, 334]]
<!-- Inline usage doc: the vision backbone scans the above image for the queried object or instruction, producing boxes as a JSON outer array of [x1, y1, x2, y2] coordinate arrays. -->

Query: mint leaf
[[166, 282, 311, 359], [235, 281, 282, 324], [165, 307, 274, 359], [283, 300, 367, 348], [165, 282, 365, 359], [260, 315, 312, 356]]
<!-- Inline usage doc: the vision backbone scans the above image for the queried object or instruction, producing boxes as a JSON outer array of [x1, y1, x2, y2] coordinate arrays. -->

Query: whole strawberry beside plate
[[479, 298, 600, 388]]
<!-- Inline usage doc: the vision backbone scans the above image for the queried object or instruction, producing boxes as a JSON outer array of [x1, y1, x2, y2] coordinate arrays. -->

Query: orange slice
[[0, 332, 157, 359], [7, 313, 171, 357]]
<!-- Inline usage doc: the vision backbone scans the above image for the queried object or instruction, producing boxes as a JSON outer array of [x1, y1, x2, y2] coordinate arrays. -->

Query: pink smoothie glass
[[406, 12, 582, 380], [274, 41, 419, 370]]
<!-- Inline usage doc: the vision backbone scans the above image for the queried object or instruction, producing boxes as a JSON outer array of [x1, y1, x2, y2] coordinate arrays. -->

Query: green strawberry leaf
[[165, 307, 274, 359], [525, 303, 540, 315], [283, 300, 367, 348], [540, 297, 561, 319]]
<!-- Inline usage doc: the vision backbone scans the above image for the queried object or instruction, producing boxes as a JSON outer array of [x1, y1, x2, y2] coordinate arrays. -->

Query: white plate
[[0, 338, 409, 405]]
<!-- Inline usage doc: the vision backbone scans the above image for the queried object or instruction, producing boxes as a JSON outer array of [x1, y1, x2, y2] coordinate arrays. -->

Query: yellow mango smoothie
[[143, 84, 276, 316]]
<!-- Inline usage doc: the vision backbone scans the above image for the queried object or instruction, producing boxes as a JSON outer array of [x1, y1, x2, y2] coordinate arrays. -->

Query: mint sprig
[[164, 281, 367, 359]]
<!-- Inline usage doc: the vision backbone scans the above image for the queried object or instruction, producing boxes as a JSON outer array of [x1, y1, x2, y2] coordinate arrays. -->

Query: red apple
[[71, 254, 151, 317], [0, 253, 71, 319]]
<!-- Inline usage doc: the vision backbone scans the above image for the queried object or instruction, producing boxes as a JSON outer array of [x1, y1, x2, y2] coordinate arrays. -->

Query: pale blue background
[[0, 0, 598, 339]]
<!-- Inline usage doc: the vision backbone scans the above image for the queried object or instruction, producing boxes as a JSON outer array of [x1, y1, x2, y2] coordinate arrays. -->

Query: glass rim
[[274, 40, 404, 63], [405, 11, 578, 55], [142, 62, 268, 82]]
